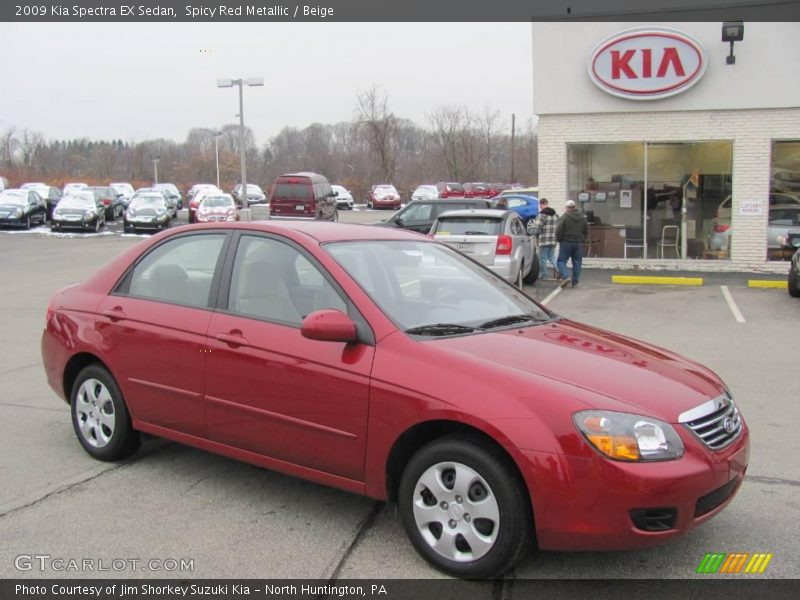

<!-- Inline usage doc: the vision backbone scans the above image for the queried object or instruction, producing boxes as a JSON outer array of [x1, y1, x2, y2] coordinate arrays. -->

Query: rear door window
[[434, 217, 503, 235], [274, 183, 311, 199]]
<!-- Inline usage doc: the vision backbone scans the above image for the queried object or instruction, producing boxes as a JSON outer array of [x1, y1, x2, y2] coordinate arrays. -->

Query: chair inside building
[[623, 226, 645, 258], [657, 225, 681, 258]]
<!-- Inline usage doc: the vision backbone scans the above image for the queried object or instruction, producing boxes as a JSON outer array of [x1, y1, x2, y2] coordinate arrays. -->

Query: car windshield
[[416, 186, 437, 193], [0, 191, 26, 205], [325, 240, 551, 334], [434, 217, 503, 236], [58, 195, 95, 208], [245, 185, 262, 193], [375, 186, 397, 194], [201, 195, 234, 208], [131, 196, 165, 208], [111, 183, 133, 193]]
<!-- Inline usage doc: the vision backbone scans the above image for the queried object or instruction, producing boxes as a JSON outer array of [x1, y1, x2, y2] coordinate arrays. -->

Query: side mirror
[[394, 217, 405, 227], [331, 191, 339, 197], [301, 309, 358, 343]]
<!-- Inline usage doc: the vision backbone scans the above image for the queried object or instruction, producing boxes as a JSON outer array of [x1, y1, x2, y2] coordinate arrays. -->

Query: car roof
[[176, 221, 432, 243], [436, 209, 509, 219], [278, 172, 329, 183]]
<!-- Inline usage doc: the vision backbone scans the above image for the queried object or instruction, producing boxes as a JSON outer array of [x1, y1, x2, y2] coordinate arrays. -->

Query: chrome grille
[[679, 394, 742, 450]]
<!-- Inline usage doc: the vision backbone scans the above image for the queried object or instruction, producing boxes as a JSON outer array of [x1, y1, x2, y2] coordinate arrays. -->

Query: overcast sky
[[0, 23, 535, 146]]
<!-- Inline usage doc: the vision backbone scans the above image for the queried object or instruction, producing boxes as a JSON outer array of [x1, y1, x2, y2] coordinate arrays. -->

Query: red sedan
[[41, 221, 748, 578]]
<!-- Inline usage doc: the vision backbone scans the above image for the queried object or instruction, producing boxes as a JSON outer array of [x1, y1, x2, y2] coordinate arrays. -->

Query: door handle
[[102, 307, 126, 321], [215, 331, 249, 348]]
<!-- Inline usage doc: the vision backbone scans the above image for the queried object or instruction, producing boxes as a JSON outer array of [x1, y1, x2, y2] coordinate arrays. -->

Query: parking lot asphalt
[[0, 212, 797, 584]]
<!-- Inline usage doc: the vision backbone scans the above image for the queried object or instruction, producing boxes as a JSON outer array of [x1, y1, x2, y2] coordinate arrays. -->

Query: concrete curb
[[748, 279, 788, 289]]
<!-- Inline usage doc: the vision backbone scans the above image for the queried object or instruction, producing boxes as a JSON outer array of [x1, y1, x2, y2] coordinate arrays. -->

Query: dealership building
[[532, 22, 800, 272]]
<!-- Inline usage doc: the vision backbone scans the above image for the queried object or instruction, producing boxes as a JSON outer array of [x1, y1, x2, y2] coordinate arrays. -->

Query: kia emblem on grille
[[723, 417, 735, 434]]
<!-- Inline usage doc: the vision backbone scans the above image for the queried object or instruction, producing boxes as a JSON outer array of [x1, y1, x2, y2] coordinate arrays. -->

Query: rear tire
[[524, 256, 540, 284], [398, 435, 533, 579], [70, 364, 140, 461], [516, 263, 525, 289]]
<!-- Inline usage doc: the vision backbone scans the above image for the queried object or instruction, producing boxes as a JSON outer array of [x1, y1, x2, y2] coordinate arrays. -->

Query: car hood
[[431, 318, 725, 421]]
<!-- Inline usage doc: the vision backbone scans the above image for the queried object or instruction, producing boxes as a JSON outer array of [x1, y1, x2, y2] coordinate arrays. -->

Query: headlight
[[13, 208, 24, 218], [573, 410, 684, 462]]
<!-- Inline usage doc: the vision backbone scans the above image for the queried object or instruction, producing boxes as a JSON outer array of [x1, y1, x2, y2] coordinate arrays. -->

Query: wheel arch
[[385, 420, 533, 512], [62, 352, 110, 403]]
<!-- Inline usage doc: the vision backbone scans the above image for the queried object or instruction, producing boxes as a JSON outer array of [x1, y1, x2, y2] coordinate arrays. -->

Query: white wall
[[532, 22, 800, 115]]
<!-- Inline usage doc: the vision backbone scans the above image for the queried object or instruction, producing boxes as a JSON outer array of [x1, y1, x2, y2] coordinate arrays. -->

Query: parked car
[[41, 220, 749, 579], [331, 185, 354, 210], [135, 187, 177, 216], [463, 182, 491, 198], [187, 185, 222, 223], [411, 185, 439, 202], [51, 191, 106, 232], [124, 193, 172, 233], [187, 183, 220, 206], [436, 182, 465, 198], [767, 204, 800, 253], [431, 209, 538, 287], [486, 183, 512, 197], [375, 198, 492, 234], [87, 186, 125, 221], [154, 183, 183, 210], [0, 189, 47, 229], [368, 184, 402, 210], [196, 193, 238, 223], [492, 194, 540, 224], [63, 183, 89, 196], [269, 172, 337, 221], [22, 183, 62, 218], [232, 183, 267, 206], [110, 183, 135, 207], [497, 186, 539, 198]]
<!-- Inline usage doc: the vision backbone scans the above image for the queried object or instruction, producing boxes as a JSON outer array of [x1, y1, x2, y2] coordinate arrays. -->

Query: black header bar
[[3, 0, 800, 22]]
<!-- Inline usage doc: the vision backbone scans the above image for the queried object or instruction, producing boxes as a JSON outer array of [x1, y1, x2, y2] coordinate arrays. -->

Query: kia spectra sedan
[[41, 221, 749, 578]]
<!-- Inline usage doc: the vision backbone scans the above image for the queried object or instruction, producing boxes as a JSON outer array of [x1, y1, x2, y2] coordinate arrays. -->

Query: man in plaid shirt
[[529, 198, 559, 280]]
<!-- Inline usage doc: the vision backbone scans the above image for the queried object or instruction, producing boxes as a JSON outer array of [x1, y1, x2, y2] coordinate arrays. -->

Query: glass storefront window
[[567, 142, 732, 259], [769, 141, 800, 260]]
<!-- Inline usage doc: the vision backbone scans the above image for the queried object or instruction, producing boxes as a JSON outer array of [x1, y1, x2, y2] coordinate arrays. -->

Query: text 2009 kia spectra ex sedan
[[41, 221, 749, 578]]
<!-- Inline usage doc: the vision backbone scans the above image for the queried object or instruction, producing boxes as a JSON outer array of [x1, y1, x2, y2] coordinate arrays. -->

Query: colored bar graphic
[[697, 552, 773, 574]]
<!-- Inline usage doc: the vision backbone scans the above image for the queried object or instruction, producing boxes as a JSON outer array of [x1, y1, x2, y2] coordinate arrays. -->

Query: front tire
[[70, 365, 140, 461], [516, 263, 525, 289], [398, 435, 532, 579]]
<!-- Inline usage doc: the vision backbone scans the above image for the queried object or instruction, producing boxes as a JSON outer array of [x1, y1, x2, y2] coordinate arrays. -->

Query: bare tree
[[355, 85, 397, 182]]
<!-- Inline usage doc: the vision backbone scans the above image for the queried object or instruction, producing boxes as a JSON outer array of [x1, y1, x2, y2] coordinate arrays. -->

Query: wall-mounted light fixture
[[722, 21, 744, 65]]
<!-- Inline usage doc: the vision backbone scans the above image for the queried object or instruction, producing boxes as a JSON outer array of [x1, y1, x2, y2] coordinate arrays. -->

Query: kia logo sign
[[588, 27, 707, 100]]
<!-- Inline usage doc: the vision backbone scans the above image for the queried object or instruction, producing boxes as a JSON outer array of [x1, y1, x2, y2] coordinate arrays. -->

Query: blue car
[[492, 194, 539, 224]]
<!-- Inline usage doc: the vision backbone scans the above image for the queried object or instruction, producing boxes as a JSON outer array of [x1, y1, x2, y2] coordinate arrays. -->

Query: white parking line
[[540, 285, 563, 306], [721, 285, 746, 323]]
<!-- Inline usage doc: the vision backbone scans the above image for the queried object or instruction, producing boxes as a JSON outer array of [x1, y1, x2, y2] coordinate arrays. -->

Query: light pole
[[213, 130, 222, 189], [151, 155, 160, 185], [216, 77, 263, 205]]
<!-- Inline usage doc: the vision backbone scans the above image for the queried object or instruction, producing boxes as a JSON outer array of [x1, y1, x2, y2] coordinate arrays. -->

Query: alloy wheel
[[74, 378, 116, 448], [412, 461, 500, 563]]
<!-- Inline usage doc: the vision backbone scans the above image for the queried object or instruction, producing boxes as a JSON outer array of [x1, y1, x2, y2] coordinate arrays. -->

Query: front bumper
[[51, 217, 96, 230], [520, 425, 749, 551], [126, 218, 169, 230]]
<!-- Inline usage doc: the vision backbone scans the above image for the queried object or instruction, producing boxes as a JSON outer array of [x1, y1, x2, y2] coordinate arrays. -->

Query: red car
[[437, 182, 465, 198], [41, 222, 748, 578], [463, 182, 490, 198], [368, 184, 401, 210]]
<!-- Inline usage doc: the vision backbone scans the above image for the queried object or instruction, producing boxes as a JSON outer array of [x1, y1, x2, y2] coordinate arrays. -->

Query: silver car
[[431, 209, 538, 287]]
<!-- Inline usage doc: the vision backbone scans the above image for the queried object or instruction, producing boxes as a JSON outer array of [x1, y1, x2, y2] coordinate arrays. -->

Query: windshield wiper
[[405, 323, 478, 336], [479, 314, 542, 329]]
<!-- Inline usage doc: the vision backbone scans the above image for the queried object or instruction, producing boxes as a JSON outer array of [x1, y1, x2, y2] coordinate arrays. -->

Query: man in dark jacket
[[555, 200, 588, 288]]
